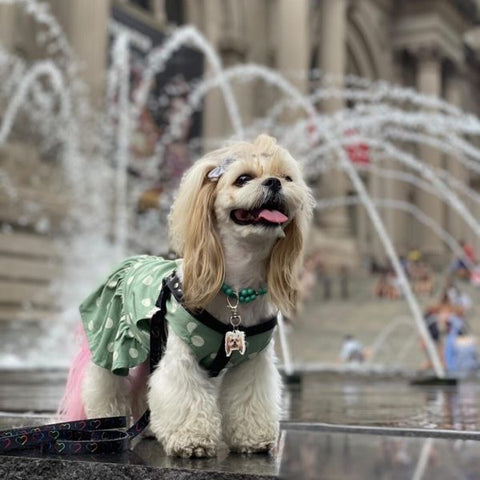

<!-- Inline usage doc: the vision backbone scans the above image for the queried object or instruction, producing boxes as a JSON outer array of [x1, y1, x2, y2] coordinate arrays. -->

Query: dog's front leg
[[148, 333, 222, 458], [82, 361, 130, 418], [220, 343, 282, 454]]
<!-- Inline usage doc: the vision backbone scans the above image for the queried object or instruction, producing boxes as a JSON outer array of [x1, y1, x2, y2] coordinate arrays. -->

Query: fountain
[[2, 0, 480, 378]]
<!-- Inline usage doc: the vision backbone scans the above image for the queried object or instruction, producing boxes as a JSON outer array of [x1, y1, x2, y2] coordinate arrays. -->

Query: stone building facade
[[1, 0, 480, 270], [180, 0, 480, 264]]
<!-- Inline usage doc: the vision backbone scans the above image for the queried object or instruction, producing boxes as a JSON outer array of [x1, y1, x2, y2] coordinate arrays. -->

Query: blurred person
[[421, 305, 443, 370], [407, 246, 422, 264], [446, 283, 472, 315], [399, 254, 410, 277], [386, 268, 401, 299], [412, 262, 434, 296], [339, 334, 366, 363], [373, 266, 400, 299], [448, 239, 477, 280], [461, 239, 477, 264], [373, 270, 389, 298], [420, 294, 463, 370], [444, 315, 479, 374]]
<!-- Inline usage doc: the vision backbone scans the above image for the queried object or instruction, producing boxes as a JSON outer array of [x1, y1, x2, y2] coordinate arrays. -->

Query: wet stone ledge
[[0, 437, 278, 479], [0, 449, 278, 480]]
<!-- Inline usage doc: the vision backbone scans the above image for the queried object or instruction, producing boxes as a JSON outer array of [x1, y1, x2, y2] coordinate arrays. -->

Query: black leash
[[0, 414, 150, 455]]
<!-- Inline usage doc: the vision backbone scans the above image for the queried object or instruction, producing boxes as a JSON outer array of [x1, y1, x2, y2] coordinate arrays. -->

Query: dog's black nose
[[262, 177, 282, 192]]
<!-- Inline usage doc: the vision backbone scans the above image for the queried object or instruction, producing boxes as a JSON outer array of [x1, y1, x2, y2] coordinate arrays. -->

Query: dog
[[58, 134, 314, 458]]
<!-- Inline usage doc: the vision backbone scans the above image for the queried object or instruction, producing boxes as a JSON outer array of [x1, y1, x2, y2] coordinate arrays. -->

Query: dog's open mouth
[[230, 203, 289, 227]]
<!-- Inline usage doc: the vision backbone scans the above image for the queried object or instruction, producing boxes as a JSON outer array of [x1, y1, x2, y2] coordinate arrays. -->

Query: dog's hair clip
[[207, 157, 236, 181]]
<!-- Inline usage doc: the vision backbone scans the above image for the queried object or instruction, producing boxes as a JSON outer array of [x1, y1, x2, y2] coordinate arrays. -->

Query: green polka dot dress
[[80, 255, 276, 376]]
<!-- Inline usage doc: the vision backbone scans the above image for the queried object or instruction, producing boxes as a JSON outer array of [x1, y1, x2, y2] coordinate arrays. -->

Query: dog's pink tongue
[[256, 209, 288, 224]]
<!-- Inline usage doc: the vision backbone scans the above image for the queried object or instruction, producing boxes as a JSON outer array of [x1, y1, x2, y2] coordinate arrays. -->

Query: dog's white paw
[[168, 441, 217, 458], [174, 444, 217, 458], [163, 432, 218, 458], [230, 440, 276, 455], [225, 422, 278, 455]]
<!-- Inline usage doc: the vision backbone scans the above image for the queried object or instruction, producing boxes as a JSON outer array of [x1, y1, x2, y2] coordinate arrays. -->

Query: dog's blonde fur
[[169, 162, 224, 311]]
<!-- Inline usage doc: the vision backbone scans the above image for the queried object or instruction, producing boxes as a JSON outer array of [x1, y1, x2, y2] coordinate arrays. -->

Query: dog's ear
[[169, 158, 224, 311], [267, 190, 314, 318]]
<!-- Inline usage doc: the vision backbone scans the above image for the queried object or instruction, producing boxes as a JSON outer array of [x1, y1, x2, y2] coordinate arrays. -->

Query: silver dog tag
[[225, 296, 246, 356]]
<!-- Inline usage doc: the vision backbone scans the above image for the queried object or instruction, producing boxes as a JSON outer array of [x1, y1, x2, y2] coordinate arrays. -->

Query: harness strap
[[164, 271, 278, 377]]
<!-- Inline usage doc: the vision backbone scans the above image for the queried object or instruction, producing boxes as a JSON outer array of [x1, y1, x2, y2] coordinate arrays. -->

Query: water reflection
[[424, 383, 480, 431], [284, 375, 480, 430], [280, 431, 480, 480]]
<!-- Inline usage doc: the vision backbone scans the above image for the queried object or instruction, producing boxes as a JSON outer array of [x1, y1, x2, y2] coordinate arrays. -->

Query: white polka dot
[[88, 320, 94, 331], [210, 353, 217, 359], [127, 331, 134, 338], [129, 348, 139, 358], [141, 298, 151, 307], [95, 298, 101, 307], [142, 275, 153, 286], [191, 335, 205, 347], [107, 342, 114, 352], [186, 322, 197, 333], [105, 317, 114, 329], [113, 351, 119, 361], [108, 280, 117, 288]]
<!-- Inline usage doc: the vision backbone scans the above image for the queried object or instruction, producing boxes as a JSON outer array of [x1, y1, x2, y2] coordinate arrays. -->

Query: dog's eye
[[284, 175, 293, 182], [234, 174, 253, 187]]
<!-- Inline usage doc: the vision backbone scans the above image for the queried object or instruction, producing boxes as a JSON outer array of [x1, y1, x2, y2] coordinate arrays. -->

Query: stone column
[[277, 0, 309, 94], [370, 156, 386, 261], [318, 0, 349, 237], [319, 0, 347, 109], [388, 54, 410, 256], [198, 0, 230, 141], [0, 4, 16, 52], [416, 48, 445, 262], [444, 69, 467, 245], [48, 0, 111, 107], [151, 0, 166, 23]]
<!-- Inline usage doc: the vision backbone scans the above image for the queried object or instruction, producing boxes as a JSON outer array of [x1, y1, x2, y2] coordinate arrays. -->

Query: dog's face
[[214, 147, 308, 243]]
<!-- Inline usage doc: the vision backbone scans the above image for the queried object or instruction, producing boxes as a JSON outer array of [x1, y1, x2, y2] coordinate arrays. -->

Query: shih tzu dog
[[59, 134, 314, 458]]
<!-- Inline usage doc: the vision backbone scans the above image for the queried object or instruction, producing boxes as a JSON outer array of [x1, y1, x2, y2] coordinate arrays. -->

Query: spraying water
[[1, 0, 480, 373]]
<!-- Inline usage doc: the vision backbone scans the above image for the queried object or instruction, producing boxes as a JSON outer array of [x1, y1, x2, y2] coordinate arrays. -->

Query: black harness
[[0, 271, 277, 455]]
